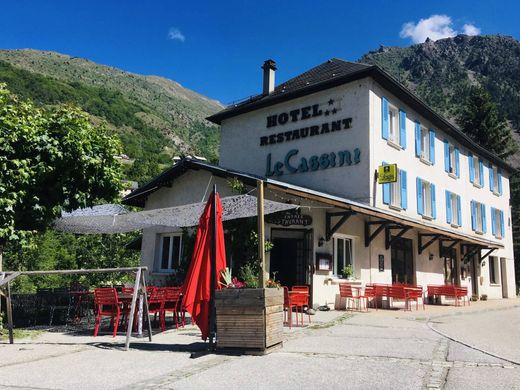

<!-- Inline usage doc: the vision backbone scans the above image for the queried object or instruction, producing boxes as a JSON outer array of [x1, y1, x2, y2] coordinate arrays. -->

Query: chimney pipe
[[262, 59, 277, 95]]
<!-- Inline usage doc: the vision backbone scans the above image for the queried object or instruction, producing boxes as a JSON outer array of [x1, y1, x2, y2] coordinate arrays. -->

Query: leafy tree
[[0, 83, 122, 269], [456, 85, 518, 159]]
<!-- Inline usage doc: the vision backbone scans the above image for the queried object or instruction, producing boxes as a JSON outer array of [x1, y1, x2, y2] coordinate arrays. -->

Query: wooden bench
[[427, 285, 470, 306]]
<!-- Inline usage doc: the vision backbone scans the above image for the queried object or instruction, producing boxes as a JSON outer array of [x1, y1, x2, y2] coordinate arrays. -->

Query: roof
[[207, 58, 513, 173], [122, 158, 502, 249]]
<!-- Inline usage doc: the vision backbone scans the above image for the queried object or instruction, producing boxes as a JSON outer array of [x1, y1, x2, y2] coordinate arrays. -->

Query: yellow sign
[[378, 164, 397, 184]]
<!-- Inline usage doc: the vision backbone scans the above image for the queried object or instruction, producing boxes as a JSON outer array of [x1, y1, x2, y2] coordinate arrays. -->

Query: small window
[[489, 256, 498, 284], [158, 233, 182, 271], [422, 181, 433, 217], [446, 191, 461, 227], [491, 208, 504, 239], [390, 169, 401, 208], [388, 105, 399, 144], [334, 235, 353, 276], [471, 201, 486, 233], [473, 156, 480, 186], [417, 178, 436, 219], [421, 126, 430, 161]]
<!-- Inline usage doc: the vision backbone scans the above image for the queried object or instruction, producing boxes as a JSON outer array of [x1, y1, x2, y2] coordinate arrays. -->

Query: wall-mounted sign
[[315, 253, 333, 271], [378, 164, 397, 184], [378, 254, 385, 272], [266, 209, 313, 226], [266, 148, 361, 177]]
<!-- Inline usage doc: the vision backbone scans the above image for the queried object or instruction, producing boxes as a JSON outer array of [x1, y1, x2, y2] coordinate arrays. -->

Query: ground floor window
[[391, 237, 414, 284], [333, 235, 353, 276], [158, 233, 182, 271], [489, 256, 499, 284]]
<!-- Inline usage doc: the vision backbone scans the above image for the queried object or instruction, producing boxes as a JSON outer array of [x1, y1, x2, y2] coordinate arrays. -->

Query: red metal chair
[[364, 284, 377, 309], [291, 286, 311, 325], [162, 287, 182, 329], [338, 283, 367, 312], [147, 288, 166, 331], [93, 288, 125, 337]]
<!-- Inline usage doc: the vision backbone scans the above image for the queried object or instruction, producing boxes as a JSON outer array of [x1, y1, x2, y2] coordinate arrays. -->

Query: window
[[445, 191, 462, 226], [415, 122, 435, 164], [491, 207, 505, 239], [381, 97, 406, 149], [443, 140, 460, 177], [488, 164, 503, 195], [489, 256, 498, 284], [333, 235, 353, 276], [158, 233, 182, 271], [468, 153, 484, 187], [382, 165, 407, 210], [416, 178, 436, 219], [470, 201, 486, 234]]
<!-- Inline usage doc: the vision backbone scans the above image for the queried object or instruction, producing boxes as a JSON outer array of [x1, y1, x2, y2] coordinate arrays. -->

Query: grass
[[308, 313, 353, 330], [0, 328, 43, 341]]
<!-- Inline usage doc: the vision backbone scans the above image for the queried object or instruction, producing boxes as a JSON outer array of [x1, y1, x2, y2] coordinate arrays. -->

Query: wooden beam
[[365, 220, 388, 247], [0, 272, 21, 288], [140, 271, 153, 342], [326, 211, 355, 241], [480, 248, 497, 262], [125, 268, 141, 351], [386, 226, 412, 250], [6, 281, 14, 344], [418, 233, 441, 254], [2, 267, 147, 278], [257, 180, 266, 288]]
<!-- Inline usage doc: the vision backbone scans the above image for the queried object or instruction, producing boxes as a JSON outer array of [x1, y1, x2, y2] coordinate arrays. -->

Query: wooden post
[[140, 271, 153, 342], [209, 185, 217, 350], [6, 281, 14, 344], [125, 267, 142, 351], [257, 180, 266, 288]]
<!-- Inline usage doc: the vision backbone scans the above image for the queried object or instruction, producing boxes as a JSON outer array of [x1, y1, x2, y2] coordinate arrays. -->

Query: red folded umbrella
[[181, 191, 226, 340]]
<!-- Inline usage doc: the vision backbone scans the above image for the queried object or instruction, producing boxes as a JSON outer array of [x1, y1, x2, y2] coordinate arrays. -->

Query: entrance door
[[470, 255, 479, 299], [391, 237, 414, 284], [500, 257, 508, 298], [270, 229, 310, 288], [441, 246, 456, 285]]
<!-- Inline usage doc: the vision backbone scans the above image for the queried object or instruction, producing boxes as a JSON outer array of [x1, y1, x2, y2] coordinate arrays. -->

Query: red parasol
[[181, 189, 226, 341]]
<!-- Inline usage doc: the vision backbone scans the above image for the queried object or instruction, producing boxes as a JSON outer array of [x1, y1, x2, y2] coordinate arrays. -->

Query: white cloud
[[463, 23, 481, 36], [400, 15, 481, 44], [168, 27, 185, 42]]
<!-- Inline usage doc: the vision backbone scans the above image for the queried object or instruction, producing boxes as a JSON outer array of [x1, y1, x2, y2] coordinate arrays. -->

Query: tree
[[456, 85, 518, 159], [0, 83, 122, 269]]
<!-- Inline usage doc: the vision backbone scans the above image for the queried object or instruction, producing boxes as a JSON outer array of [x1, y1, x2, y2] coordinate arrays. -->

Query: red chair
[[147, 288, 166, 331], [162, 287, 182, 329], [338, 283, 367, 312], [283, 286, 297, 328], [364, 284, 376, 309], [93, 288, 126, 337], [291, 286, 311, 325]]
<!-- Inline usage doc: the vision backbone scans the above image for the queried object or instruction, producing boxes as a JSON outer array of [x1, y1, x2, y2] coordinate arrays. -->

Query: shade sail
[[54, 195, 297, 234], [181, 191, 226, 341]]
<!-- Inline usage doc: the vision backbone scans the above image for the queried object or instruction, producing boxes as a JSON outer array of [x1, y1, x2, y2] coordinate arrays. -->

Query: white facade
[[130, 62, 516, 305]]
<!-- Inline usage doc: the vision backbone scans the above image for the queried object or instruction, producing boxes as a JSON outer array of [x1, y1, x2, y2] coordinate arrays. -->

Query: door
[[441, 246, 456, 285], [500, 257, 508, 298], [470, 255, 479, 299], [391, 237, 414, 284], [270, 229, 310, 288]]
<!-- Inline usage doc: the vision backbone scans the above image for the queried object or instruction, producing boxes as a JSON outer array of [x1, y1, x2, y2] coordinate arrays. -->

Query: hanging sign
[[265, 209, 312, 226], [378, 164, 397, 184]]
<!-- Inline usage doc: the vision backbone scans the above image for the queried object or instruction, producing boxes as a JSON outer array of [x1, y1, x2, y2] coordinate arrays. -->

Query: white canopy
[[54, 195, 297, 234]]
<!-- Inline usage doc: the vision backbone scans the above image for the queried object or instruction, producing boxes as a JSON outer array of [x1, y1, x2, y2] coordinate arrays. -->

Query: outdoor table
[[70, 290, 93, 324], [117, 291, 148, 337]]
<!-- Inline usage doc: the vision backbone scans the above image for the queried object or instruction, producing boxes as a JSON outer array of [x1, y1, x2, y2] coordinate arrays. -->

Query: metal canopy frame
[[325, 210, 356, 241], [0, 266, 151, 351]]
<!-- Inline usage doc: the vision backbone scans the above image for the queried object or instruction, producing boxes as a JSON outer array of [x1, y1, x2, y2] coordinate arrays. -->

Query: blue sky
[[1, 1, 518, 104]]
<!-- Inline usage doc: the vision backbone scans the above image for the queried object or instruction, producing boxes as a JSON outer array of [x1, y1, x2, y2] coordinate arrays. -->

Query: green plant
[[342, 264, 353, 278], [266, 271, 281, 289], [239, 263, 259, 288]]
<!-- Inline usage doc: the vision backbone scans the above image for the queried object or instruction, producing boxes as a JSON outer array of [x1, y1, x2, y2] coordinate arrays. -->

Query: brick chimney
[[262, 59, 277, 95]]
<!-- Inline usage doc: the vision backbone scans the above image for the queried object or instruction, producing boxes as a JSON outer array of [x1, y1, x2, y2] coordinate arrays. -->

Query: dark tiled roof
[[208, 59, 373, 124]]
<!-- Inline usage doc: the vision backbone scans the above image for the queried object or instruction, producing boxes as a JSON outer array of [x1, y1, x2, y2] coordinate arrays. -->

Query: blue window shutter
[[500, 210, 505, 238], [431, 183, 436, 219], [479, 159, 484, 187], [471, 200, 476, 231], [429, 129, 435, 164], [498, 169, 503, 195], [491, 207, 496, 236], [457, 195, 462, 226], [445, 190, 452, 224], [381, 97, 389, 140], [415, 121, 421, 157], [399, 110, 407, 149], [455, 147, 460, 177], [416, 177, 424, 215], [443, 140, 450, 172], [481, 203, 487, 233], [488, 163, 494, 192], [468, 153, 474, 182], [400, 170, 407, 209]]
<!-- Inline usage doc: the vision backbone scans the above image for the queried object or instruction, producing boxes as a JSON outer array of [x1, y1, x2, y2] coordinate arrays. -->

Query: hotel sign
[[378, 164, 397, 184]]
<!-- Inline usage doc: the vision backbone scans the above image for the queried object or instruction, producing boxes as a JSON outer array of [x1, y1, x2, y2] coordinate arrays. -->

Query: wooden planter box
[[215, 288, 284, 353]]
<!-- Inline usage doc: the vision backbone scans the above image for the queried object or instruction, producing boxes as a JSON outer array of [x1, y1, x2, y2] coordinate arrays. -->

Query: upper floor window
[[415, 122, 435, 164], [490, 207, 505, 239], [445, 191, 462, 227], [443, 140, 460, 178], [488, 163, 503, 195], [381, 97, 406, 149], [470, 200, 486, 234], [416, 177, 436, 219], [333, 235, 353, 276], [382, 164, 407, 210], [468, 153, 484, 188], [158, 233, 182, 271]]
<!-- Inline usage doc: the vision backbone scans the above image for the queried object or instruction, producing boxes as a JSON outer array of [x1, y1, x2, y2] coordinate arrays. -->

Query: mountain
[[0, 49, 224, 182], [359, 34, 520, 165]]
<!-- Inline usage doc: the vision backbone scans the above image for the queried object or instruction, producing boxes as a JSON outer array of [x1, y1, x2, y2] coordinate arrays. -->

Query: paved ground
[[1, 299, 519, 390]]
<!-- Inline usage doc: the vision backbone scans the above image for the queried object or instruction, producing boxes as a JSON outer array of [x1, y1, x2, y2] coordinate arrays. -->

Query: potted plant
[[215, 266, 283, 353], [342, 264, 354, 280]]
